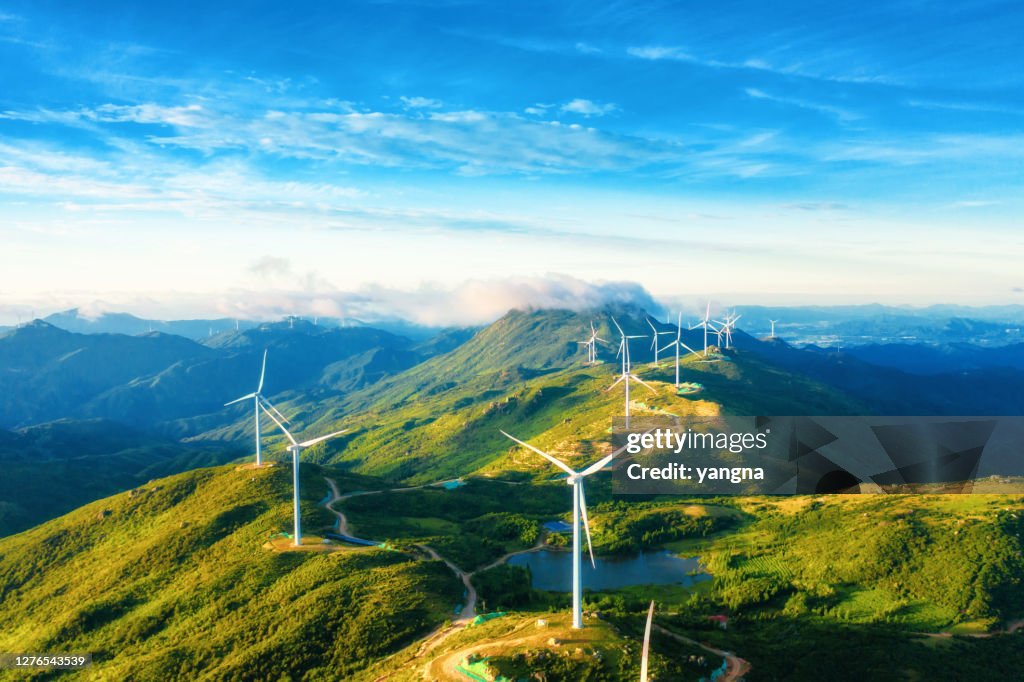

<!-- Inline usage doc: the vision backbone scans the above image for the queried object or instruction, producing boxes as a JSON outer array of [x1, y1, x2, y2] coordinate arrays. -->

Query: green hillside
[[0, 420, 240, 536], [201, 308, 871, 484], [0, 464, 461, 681]]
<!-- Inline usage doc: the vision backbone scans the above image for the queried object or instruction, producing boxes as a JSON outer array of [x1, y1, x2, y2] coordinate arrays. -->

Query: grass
[[0, 463, 462, 681]]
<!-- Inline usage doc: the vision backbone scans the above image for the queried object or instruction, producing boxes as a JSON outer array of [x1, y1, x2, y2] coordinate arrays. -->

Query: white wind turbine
[[640, 600, 655, 682], [500, 431, 627, 629], [647, 319, 674, 365], [608, 318, 654, 427], [577, 321, 607, 364], [769, 319, 778, 338], [688, 303, 720, 356], [259, 402, 347, 546], [224, 349, 290, 467], [715, 311, 741, 349], [659, 312, 699, 387]]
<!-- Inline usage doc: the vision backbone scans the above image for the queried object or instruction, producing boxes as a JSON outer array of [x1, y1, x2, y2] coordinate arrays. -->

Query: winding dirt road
[[653, 624, 751, 681]]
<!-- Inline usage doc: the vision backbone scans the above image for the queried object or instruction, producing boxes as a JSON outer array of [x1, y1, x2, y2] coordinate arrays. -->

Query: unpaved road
[[653, 624, 751, 681]]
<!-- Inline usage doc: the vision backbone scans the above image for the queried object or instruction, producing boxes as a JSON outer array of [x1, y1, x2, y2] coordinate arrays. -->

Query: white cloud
[[400, 96, 443, 109], [560, 99, 617, 117], [627, 45, 897, 85], [744, 87, 860, 123]]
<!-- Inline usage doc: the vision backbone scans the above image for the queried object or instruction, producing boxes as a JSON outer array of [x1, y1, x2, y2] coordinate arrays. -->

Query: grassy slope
[[0, 464, 461, 681], [244, 344, 871, 485]]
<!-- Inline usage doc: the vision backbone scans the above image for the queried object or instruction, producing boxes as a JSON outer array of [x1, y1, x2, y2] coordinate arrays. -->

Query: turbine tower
[[646, 319, 673, 365], [769, 319, 778, 338], [640, 601, 655, 682], [259, 402, 347, 546], [500, 431, 625, 629], [224, 349, 289, 466], [608, 318, 654, 427], [659, 312, 699, 387]]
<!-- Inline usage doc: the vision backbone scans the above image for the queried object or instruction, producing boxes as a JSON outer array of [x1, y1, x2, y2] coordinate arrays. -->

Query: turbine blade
[[257, 349, 268, 393], [499, 430, 575, 476], [580, 451, 615, 476], [606, 374, 626, 390], [578, 482, 596, 569], [658, 342, 676, 354], [261, 396, 291, 424], [224, 392, 257, 406], [259, 399, 297, 445], [681, 342, 699, 356], [611, 317, 624, 336], [629, 374, 657, 392], [640, 601, 655, 682], [298, 429, 348, 448]]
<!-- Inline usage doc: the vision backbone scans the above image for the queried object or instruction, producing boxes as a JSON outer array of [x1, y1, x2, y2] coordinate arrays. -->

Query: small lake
[[509, 549, 710, 591]]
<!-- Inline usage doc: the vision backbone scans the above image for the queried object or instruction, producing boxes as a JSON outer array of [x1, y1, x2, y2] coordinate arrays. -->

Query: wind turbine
[[640, 601, 655, 682], [500, 430, 625, 629], [577, 321, 607, 364], [715, 311, 741, 349], [224, 349, 289, 467], [659, 312, 699, 387], [769, 319, 778, 338], [688, 303, 719, 356], [647, 319, 673, 365], [608, 318, 654, 427], [259, 402, 347, 546]]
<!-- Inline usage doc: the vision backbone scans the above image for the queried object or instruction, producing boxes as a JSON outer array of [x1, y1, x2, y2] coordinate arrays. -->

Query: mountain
[[42, 309, 257, 340], [841, 342, 1024, 375], [196, 307, 869, 484], [0, 464, 461, 679], [743, 337, 1024, 415], [0, 419, 238, 536], [734, 304, 1024, 347], [0, 320, 446, 431], [0, 322, 216, 427]]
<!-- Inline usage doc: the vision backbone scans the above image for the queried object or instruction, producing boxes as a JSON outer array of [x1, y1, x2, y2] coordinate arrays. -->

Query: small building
[[707, 614, 729, 630]]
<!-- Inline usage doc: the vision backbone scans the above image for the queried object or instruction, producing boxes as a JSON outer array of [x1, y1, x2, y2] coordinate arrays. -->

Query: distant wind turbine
[[659, 312, 699, 387], [714, 311, 741, 349], [577, 321, 607, 364], [769, 319, 778, 338], [224, 349, 290, 467], [500, 431, 627, 629], [640, 600, 655, 682], [688, 303, 719, 356], [608, 318, 654, 427], [259, 402, 347, 546], [647, 319, 673, 365]]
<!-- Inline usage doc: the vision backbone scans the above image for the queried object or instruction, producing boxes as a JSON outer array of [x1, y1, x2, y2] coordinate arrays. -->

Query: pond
[[508, 549, 710, 591]]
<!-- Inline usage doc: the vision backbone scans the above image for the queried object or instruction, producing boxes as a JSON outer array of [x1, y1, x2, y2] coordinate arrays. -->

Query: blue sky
[[1, 0, 1022, 323]]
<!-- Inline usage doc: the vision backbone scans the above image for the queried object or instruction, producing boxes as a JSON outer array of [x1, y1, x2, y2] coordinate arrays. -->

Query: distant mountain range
[[0, 319, 452, 430], [733, 304, 1024, 346], [9, 308, 461, 341], [4, 304, 1024, 535], [4, 303, 1023, 348]]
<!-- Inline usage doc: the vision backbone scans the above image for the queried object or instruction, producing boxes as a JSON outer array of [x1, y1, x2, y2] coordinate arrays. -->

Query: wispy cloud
[[560, 98, 617, 116], [627, 45, 897, 85], [744, 87, 860, 123], [400, 95, 443, 109]]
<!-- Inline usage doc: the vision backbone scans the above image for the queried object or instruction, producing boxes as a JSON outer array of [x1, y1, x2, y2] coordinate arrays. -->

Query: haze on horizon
[[1, 1, 1022, 325]]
